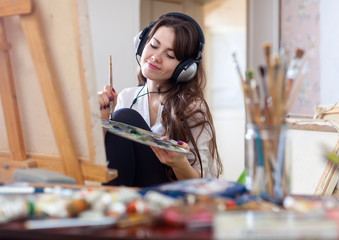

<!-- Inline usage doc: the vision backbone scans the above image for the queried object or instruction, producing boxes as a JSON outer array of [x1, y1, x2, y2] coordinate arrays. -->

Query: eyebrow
[[152, 37, 174, 51]]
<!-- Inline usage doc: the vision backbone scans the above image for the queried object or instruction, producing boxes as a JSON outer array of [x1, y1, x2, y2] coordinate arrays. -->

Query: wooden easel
[[0, 0, 116, 184], [314, 139, 339, 195], [288, 117, 339, 195]]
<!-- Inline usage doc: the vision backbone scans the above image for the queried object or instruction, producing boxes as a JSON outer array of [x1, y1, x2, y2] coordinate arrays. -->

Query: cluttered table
[[1, 179, 339, 240]]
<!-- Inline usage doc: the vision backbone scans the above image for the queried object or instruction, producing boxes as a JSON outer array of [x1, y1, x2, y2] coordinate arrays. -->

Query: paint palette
[[101, 120, 190, 154]]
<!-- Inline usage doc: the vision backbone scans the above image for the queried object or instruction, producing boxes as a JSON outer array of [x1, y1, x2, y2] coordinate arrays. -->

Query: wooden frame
[[0, 0, 116, 184], [287, 117, 339, 195]]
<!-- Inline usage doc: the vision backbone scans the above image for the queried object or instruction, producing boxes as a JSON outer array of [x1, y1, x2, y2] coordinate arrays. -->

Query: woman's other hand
[[150, 137, 200, 179], [97, 85, 118, 120]]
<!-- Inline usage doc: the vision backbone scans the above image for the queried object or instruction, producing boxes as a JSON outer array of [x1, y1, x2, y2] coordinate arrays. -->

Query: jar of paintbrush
[[233, 45, 305, 201], [244, 122, 290, 201], [243, 65, 291, 201]]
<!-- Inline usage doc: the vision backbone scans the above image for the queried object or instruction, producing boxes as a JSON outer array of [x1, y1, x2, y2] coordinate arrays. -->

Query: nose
[[151, 52, 162, 63]]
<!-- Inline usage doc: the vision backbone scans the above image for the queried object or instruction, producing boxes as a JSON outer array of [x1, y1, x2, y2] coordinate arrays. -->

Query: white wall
[[87, 0, 140, 92], [320, 0, 339, 105], [247, 0, 280, 70], [209, 0, 280, 181], [204, 0, 247, 181]]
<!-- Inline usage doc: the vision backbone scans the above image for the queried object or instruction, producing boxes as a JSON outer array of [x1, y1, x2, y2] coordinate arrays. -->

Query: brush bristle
[[295, 48, 304, 58], [273, 56, 280, 66], [263, 43, 271, 55], [259, 65, 266, 77]]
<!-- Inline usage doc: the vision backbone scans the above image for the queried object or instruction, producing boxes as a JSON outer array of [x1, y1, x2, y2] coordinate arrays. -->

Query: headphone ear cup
[[134, 31, 142, 55], [135, 27, 151, 58], [171, 58, 198, 83]]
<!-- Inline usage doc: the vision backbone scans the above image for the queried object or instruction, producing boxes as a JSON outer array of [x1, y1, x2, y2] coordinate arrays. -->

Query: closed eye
[[150, 38, 176, 59], [166, 53, 175, 59]]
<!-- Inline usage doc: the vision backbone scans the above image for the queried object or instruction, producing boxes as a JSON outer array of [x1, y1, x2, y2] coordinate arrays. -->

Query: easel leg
[[0, 18, 26, 161], [20, 8, 84, 184]]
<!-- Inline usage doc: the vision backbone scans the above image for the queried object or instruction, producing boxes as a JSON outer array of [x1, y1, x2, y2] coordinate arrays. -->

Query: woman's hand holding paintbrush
[[97, 55, 117, 120], [97, 85, 117, 120]]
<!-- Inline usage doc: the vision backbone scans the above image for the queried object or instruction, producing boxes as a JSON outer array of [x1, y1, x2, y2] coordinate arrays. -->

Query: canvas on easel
[[287, 113, 339, 196], [0, 0, 116, 184]]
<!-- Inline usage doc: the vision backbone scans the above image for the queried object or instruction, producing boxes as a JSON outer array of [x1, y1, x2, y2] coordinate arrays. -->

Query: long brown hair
[[137, 15, 223, 180]]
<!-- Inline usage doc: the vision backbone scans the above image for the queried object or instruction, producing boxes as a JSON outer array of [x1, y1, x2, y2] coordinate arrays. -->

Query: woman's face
[[140, 26, 180, 83]]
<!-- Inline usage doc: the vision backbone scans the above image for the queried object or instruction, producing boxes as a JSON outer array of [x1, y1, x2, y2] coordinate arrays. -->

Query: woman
[[98, 12, 223, 187]]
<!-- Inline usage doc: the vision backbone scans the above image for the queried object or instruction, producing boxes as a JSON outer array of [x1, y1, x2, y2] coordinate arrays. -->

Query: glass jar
[[245, 123, 291, 201]]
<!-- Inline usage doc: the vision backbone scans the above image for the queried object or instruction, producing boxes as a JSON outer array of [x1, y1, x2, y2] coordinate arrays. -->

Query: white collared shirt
[[115, 85, 218, 178]]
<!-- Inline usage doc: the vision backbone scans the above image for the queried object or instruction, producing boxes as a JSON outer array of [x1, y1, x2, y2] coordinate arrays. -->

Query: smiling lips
[[147, 61, 161, 70]]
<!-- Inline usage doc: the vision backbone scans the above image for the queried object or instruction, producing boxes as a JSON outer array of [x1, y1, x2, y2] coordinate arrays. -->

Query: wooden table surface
[[0, 221, 212, 240]]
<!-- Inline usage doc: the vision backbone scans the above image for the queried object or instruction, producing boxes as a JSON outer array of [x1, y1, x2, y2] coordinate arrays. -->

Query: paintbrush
[[272, 56, 281, 125], [286, 61, 308, 111], [109, 55, 113, 119], [286, 48, 304, 80], [284, 48, 305, 106], [270, 56, 286, 188], [246, 70, 262, 125], [263, 43, 274, 101], [273, 56, 286, 125], [261, 44, 277, 197], [273, 56, 280, 86], [258, 64, 272, 125], [246, 69, 274, 197], [232, 52, 246, 84], [257, 65, 268, 123], [232, 53, 253, 124]]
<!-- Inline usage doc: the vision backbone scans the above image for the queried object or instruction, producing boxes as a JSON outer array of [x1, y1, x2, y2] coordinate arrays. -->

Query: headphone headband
[[159, 12, 205, 56]]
